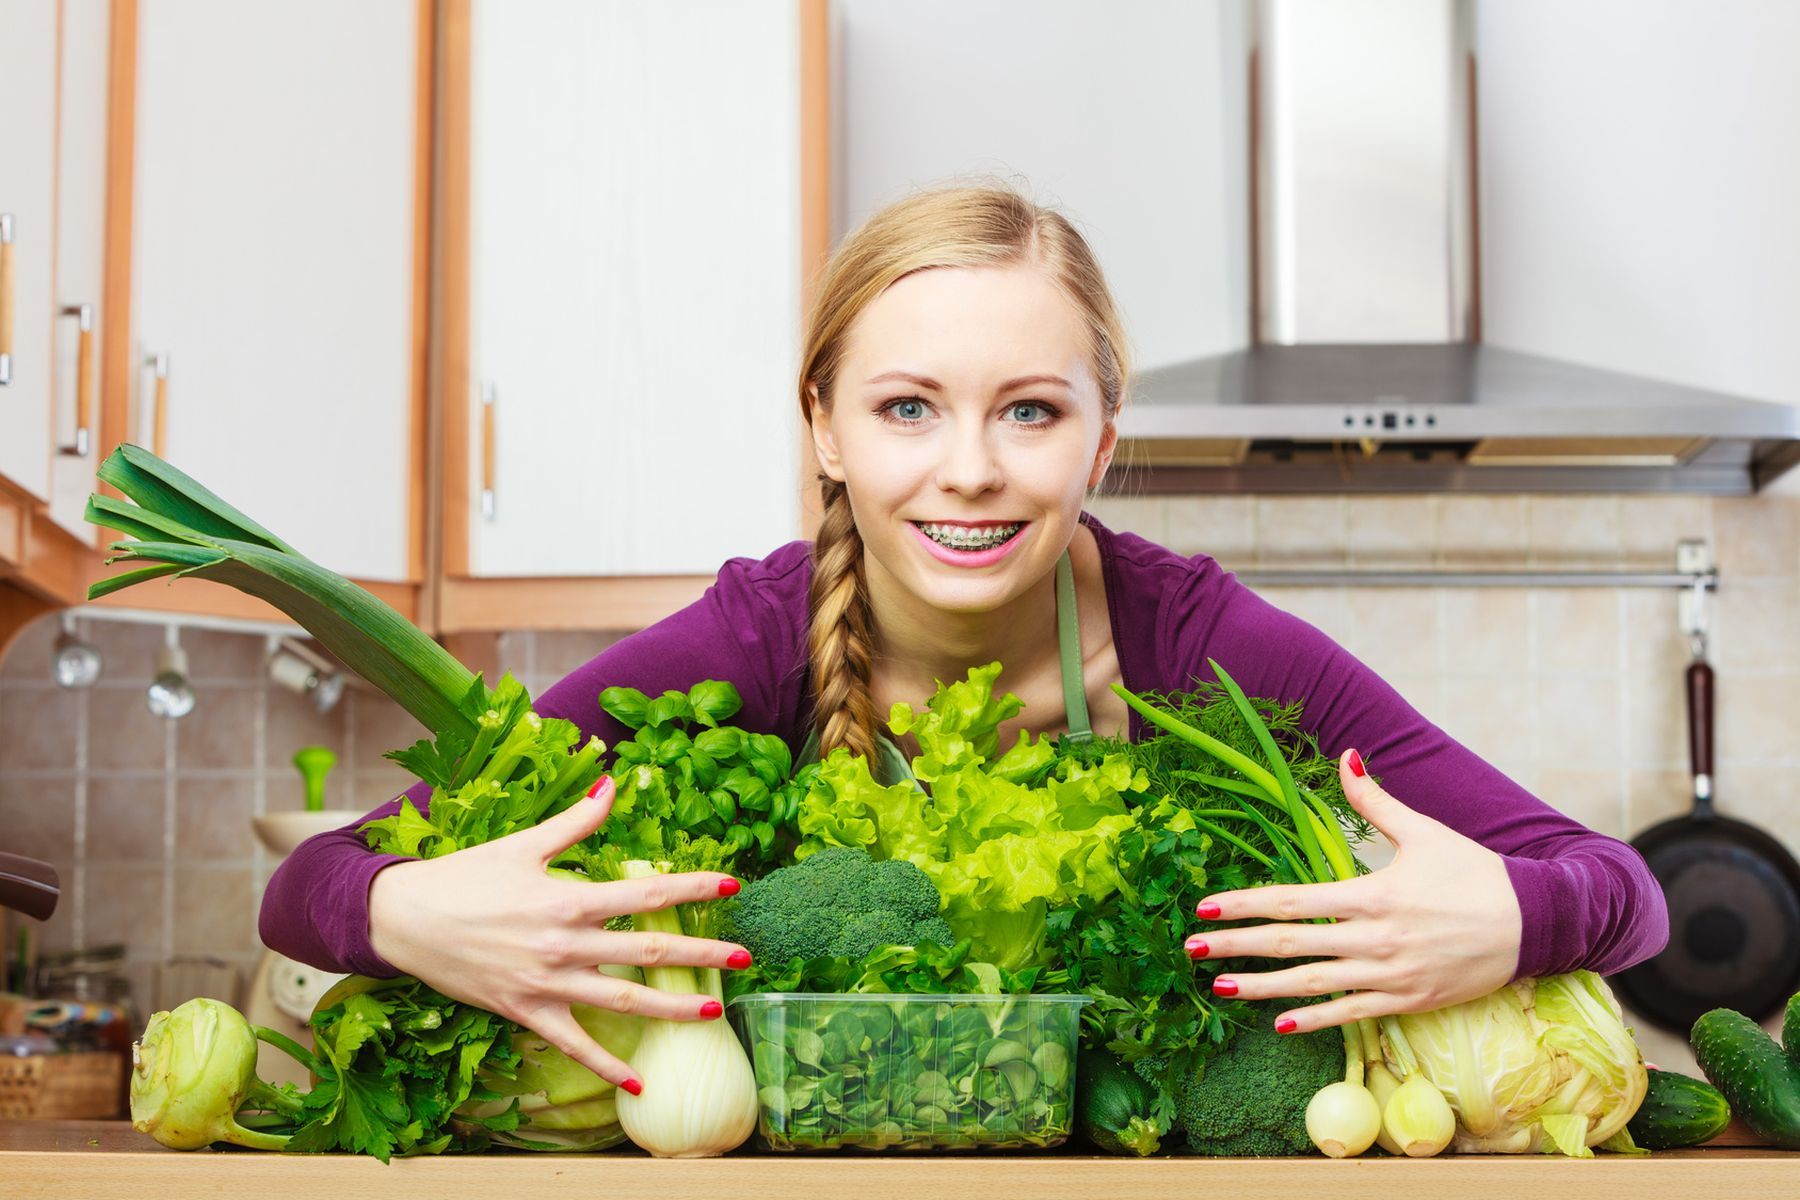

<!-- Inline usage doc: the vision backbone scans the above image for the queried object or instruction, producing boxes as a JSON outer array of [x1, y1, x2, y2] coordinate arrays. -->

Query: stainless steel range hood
[[1111, 0, 1800, 496]]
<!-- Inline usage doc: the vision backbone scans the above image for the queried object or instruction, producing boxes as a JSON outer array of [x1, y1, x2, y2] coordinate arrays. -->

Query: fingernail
[[726, 949, 753, 970], [1195, 902, 1222, 920], [1347, 749, 1366, 778], [700, 1000, 723, 1019], [1275, 1016, 1298, 1034], [1185, 938, 1209, 960], [1212, 978, 1239, 997], [718, 877, 742, 897], [620, 1078, 643, 1096], [587, 775, 613, 799]]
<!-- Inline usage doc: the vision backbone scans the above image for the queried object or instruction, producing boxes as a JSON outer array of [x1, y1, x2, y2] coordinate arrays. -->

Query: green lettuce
[[796, 663, 1148, 970]]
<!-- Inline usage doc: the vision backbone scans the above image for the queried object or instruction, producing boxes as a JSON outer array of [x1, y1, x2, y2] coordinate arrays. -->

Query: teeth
[[917, 522, 1021, 550]]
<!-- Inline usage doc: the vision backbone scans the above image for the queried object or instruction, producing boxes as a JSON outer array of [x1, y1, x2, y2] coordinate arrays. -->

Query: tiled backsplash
[[3, 491, 1796, 1067]]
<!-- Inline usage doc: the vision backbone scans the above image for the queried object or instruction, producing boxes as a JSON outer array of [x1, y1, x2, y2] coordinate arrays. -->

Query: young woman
[[261, 187, 1668, 1094]]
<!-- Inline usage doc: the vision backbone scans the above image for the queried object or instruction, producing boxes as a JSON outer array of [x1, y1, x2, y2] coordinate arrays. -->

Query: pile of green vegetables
[[96, 445, 1717, 1162]]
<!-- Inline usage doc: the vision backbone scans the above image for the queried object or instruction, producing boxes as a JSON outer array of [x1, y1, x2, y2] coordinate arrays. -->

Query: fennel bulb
[[612, 859, 758, 1157]]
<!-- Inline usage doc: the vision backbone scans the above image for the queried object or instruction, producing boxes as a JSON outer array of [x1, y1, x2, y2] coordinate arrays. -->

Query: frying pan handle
[[1687, 658, 1715, 817]]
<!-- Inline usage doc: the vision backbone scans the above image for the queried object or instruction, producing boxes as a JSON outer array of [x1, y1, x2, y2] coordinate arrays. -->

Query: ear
[[1086, 420, 1119, 491], [807, 382, 846, 483]]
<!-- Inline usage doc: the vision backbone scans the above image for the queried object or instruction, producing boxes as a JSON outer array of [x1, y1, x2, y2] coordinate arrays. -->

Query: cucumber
[[1784, 991, 1800, 1063], [1625, 1068, 1732, 1149], [1691, 1007, 1800, 1150]]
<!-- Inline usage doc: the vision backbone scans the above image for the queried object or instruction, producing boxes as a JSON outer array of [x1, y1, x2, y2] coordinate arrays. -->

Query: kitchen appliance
[[1112, 0, 1800, 495], [1613, 640, 1800, 1033]]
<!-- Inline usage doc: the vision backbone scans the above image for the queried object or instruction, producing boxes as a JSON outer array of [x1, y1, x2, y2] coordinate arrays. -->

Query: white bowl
[[252, 810, 370, 858]]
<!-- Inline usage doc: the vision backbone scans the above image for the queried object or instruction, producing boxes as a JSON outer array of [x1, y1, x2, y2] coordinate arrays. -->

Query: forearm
[[1504, 841, 1670, 979]]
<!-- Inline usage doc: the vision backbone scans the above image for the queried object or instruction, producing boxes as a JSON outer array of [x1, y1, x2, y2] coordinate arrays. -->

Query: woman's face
[[810, 262, 1116, 616]]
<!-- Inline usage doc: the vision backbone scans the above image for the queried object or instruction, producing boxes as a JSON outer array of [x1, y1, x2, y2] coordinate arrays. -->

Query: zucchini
[[1691, 1007, 1800, 1150], [1076, 1049, 1164, 1156], [1625, 1068, 1732, 1150]]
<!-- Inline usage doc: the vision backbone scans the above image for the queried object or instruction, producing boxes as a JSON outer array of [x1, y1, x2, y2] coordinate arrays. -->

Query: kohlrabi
[[130, 997, 302, 1151]]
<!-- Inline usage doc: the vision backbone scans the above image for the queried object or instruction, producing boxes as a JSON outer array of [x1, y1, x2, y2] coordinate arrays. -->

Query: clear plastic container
[[728, 992, 1089, 1151]]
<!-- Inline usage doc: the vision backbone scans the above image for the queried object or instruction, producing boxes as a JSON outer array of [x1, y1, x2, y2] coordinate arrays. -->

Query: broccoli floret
[[723, 846, 954, 965], [1176, 1002, 1344, 1156]]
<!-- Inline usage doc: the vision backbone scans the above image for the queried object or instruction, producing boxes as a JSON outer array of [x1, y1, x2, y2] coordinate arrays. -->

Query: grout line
[[72, 639, 91, 951]]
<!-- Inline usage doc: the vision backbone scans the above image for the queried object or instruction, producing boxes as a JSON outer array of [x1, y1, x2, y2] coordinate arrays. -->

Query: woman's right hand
[[365, 776, 751, 1091]]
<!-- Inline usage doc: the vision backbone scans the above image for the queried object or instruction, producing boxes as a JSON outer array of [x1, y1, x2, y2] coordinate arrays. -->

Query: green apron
[[794, 550, 1092, 787]]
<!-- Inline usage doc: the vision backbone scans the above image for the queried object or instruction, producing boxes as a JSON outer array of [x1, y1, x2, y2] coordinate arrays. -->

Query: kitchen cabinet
[[47, 0, 113, 540], [127, 0, 423, 583], [0, 0, 60, 505], [457, 0, 814, 579]]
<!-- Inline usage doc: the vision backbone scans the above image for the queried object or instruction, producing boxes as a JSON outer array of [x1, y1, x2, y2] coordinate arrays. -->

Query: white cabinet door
[[468, 0, 803, 577], [133, 0, 418, 581], [0, 0, 58, 503], [48, 0, 112, 539]]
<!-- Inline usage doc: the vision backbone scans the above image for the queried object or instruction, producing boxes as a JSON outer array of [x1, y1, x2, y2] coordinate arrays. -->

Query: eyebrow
[[864, 370, 1073, 392]]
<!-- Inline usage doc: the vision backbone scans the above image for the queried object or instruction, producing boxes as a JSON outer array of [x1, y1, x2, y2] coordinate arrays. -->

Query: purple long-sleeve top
[[260, 514, 1669, 981]]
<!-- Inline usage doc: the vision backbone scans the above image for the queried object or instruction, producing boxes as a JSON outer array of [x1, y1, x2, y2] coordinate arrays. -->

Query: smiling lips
[[907, 520, 1029, 567]]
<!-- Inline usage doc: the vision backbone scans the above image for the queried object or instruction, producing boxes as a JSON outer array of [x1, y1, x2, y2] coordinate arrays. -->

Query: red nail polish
[[726, 949, 753, 969], [700, 1000, 723, 1019], [620, 1078, 643, 1096], [1195, 902, 1222, 920], [1186, 939, 1209, 960], [587, 775, 613, 798], [718, 877, 741, 897], [1347, 749, 1366, 778], [1275, 1016, 1298, 1034], [1212, 978, 1239, 997]]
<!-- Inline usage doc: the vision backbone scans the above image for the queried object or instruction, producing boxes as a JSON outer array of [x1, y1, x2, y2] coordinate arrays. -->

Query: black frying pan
[[1613, 655, 1800, 1033]]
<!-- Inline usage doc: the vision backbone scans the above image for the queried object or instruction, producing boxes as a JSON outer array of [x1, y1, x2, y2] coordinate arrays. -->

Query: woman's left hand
[[1188, 748, 1523, 1034]]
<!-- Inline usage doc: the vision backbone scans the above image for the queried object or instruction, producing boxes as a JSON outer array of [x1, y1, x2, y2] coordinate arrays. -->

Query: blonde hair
[[799, 185, 1131, 760]]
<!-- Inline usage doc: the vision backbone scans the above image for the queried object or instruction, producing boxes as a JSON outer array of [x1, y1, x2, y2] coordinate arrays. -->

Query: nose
[[933, 422, 1005, 498]]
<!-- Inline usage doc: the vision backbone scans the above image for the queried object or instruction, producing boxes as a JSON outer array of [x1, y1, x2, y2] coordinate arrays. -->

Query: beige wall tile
[[86, 774, 168, 863], [88, 686, 170, 771], [1535, 677, 1624, 771], [1622, 590, 1689, 681], [1346, 496, 1436, 568], [1257, 586, 1353, 646], [1535, 590, 1622, 675], [1440, 589, 1530, 676], [266, 686, 347, 771], [183, 628, 269, 683], [1436, 496, 1527, 567], [1528, 497, 1622, 569], [1627, 768, 1694, 834], [177, 685, 260, 770], [0, 686, 80, 770], [172, 867, 257, 958], [1715, 673, 1800, 766], [1254, 497, 1346, 567], [1347, 588, 1440, 677], [1620, 495, 1711, 568], [348, 766, 418, 813], [0, 775, 77, 861], [1165, 496, 1256, 566], [1535, 768, 1627, 838], [346, 690, 427, 773], [85, 864, 167, 952], [1714, 579, 1800, 673], [1713, 495, 1799, 580], [0, 611, 58, 681], [173, 776, 259, 864], [84, 619, 162, 669], [1437, 678, 1537, 774], [1624, 671, 1688, 774], [1085, 496, 1167, 543], [1713, 764, 1800, 849], [534, 631, 623, 680]]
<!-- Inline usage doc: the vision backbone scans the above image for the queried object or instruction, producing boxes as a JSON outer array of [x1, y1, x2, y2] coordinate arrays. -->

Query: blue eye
[[895, 399, 926, 420], [878, 397, 930, 424], [1006, 402, 1057, 426]]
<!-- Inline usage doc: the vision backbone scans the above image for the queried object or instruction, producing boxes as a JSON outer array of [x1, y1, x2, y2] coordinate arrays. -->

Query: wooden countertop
[[2, 1121, 1796, 1200]]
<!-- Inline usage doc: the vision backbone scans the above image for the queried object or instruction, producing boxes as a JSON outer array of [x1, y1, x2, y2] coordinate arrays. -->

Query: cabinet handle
[[58, 304, 95, 457], [144, 352, 170, 457], [480, 381, 497, 520], [0, 214, 14, 386]]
